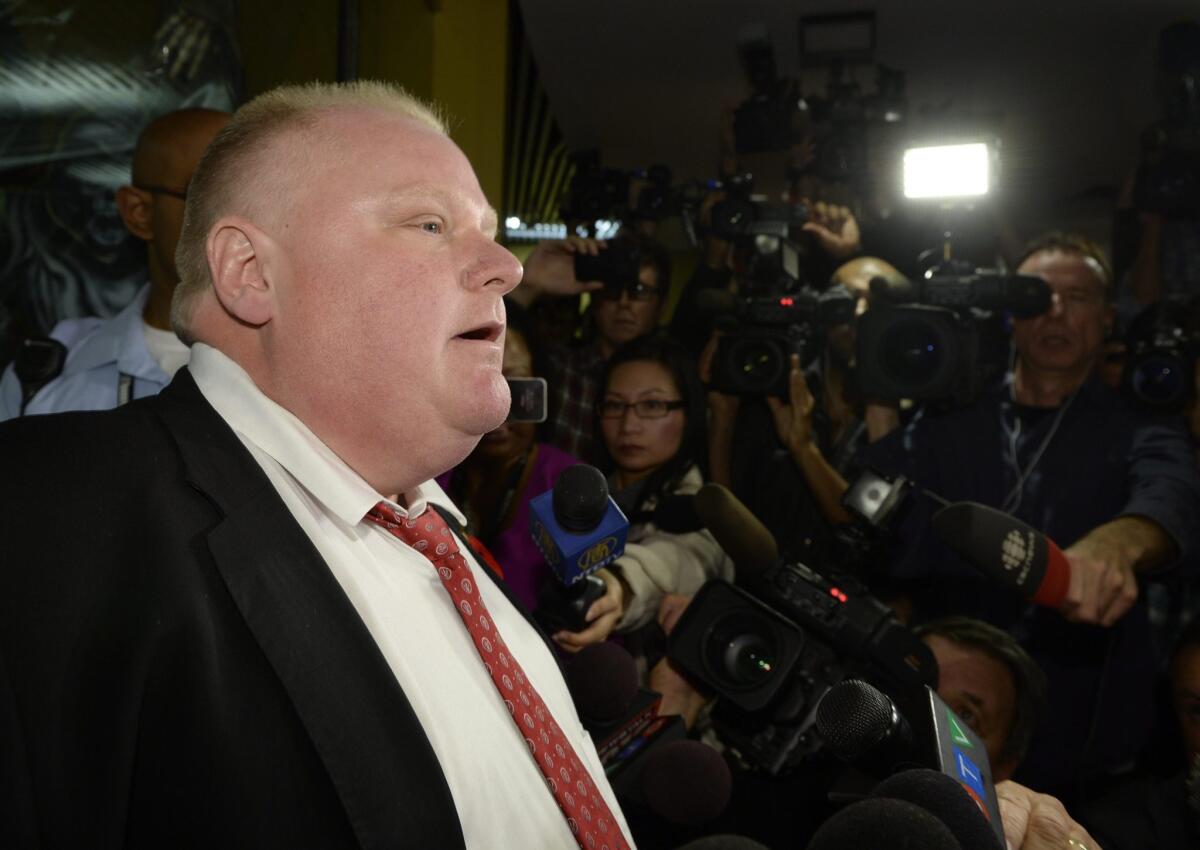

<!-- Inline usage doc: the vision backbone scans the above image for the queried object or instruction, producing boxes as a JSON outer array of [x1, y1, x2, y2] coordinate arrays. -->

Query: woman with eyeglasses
[[551, 333, 734, 654]]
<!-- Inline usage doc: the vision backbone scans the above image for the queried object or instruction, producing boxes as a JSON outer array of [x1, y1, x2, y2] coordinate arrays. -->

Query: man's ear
[[115, 186, 153, 241], [206, 217, 276, 327]]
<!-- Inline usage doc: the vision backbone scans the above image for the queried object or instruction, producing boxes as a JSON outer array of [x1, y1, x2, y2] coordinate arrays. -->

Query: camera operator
[[703, 256, 903, 566], [864, 231, 1200, 802], [511, 233, 670, 463]]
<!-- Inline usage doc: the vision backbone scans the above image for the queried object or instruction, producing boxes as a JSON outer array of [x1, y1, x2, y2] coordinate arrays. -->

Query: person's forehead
[[286, 109, 497, 232], [927, 637, 1015, 702], [1017, 250, 1106, 290]]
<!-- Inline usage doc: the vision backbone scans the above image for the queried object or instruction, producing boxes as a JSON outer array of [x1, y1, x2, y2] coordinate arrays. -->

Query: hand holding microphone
[[932, 501, 1139, 627], [529, 464, 630, 647]]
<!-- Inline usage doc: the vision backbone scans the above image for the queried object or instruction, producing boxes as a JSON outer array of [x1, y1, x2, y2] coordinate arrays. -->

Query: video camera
[[855, 268, 1051, 404], [1121, 295, 1200, 413], [667, 472, 933, 775], [703, 287, 855, 397]]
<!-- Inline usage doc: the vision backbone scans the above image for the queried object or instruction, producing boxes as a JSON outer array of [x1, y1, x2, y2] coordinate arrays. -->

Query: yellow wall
[[239, 0, 509, 206]]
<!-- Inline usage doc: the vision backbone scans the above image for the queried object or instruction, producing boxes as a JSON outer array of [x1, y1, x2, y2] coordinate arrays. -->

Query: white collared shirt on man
[[190, 343, 633, 849]]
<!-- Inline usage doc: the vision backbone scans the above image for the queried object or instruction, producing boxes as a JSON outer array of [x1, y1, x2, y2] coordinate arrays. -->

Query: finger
[[995, 781, 1033, 849], [584, 596, 617, 624], [801, 221, 834, 240], [1022, 794, 1073, 849], [1099, 573, 1138, 627], [552, 632, 583, 653]]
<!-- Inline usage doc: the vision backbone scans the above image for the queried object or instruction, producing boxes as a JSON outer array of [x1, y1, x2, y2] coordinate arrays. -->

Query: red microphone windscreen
[[1032, 539, 1070, 607]]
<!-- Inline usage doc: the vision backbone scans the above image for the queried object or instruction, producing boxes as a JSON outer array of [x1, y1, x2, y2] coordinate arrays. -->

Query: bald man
[[0, 108, 229, 419]]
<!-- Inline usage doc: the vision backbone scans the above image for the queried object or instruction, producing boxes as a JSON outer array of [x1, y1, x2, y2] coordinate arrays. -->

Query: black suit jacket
[[0, 370, 537, 849]]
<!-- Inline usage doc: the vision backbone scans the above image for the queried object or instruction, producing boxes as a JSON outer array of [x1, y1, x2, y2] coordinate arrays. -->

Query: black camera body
[[855, 272, 1051, 404], [669, 564, 936, 775], [706, 289, 855, 397], [573, 240, 643, 291]]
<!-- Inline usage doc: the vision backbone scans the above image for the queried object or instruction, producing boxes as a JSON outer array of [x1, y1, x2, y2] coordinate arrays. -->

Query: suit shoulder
[[0, 400, 173, 482]]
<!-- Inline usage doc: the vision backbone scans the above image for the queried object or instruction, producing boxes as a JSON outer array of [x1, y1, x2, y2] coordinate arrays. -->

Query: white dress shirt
[[190, 344, 633, 849]]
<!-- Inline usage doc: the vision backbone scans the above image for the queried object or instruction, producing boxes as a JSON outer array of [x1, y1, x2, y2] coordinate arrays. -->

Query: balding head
[[131, 108, 231, 190], [115, 108, 230, 324], [831, 256, 907, 311]]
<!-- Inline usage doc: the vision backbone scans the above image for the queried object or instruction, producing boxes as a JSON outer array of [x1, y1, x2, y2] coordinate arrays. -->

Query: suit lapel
[[152, 371, 467, 850]]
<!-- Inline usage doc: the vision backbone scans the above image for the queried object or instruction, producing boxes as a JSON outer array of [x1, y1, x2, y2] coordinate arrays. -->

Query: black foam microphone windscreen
[[871, 769, 1003, 850], [639, 739, 733, 826], [807, 797, 962, 849], [692, 483, 778, 579], [565, 641, 640, 725]]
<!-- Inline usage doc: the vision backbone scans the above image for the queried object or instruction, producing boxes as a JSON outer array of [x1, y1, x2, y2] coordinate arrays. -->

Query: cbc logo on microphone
[[1001, 529, 1028, 572]]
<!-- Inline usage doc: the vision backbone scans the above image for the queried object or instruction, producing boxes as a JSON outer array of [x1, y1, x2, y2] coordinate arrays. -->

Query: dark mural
[[0, 0, 240, 366]]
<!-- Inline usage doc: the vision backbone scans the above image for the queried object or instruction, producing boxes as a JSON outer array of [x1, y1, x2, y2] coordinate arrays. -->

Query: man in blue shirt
[[866, 232, 1200, 802], [0, 108, 229, 419]]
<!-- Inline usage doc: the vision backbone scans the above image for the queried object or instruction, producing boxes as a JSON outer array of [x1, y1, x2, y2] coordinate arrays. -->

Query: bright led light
[[903, 142, 990, 200], [505, 216, 521, 229]]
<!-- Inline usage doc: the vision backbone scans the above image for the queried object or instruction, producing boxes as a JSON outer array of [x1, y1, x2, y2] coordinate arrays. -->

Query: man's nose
[[1046, 291, 1066, 317], [471, 237, 523, 295]]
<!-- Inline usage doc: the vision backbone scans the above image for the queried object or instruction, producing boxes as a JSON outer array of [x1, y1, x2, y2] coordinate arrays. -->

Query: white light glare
[[903, 143, 990, 200], [505, 216, 522, 229]]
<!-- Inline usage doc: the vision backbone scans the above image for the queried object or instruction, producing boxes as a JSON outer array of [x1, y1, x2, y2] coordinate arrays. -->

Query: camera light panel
[[903, 142, 991, 200]]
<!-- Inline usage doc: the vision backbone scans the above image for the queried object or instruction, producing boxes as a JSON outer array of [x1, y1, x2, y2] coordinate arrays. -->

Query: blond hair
[[171, 80, 447, 343]]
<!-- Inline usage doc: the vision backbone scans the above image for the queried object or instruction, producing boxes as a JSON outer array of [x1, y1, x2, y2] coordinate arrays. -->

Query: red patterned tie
[[365, 502, 630, 850]]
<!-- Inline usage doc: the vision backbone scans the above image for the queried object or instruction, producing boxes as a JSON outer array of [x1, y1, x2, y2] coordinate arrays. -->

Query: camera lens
[[728, 338, 784, 393], [879, 316, 944, 387], [1130, 353, 1187, 408], [703, 612, 779, 691]]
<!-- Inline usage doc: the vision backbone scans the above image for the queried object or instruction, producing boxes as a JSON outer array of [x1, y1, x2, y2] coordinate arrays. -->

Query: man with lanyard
[[0, 108, 229, 419], [865, 232, 1200, 803]]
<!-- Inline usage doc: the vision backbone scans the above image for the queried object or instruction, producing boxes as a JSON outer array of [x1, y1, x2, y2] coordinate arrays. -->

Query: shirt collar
[[188, 343, 466, 528], [68, 284, 167, 382]]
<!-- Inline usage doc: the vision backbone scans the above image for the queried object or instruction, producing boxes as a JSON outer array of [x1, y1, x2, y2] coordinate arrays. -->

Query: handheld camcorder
[[667, 471, 932, 775], [1121, 296, 1200, 413], [701, 287, 855, 398]]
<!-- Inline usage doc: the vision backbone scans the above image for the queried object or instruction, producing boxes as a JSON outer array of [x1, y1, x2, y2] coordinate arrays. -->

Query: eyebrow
[[379, 183, 499, 238]]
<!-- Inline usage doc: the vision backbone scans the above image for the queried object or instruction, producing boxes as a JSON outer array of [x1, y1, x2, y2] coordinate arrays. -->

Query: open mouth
[[455, 322, 503, 342]]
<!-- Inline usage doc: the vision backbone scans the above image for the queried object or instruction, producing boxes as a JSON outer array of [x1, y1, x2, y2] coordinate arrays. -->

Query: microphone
[[692, 483, 779, 580], [868, 272, 1052, 318], [566, 642, 641, 726], [807, 797, 962, 849], [565, 642, 661, 766], [816, 677, 914, 776], [871, 770, 1003, 850], [815, 679, 1006, 846], [529, 464, 630, 632], [638, 739, 732, 826], [932, 501, 1071, 607], [672, 837, 771, 850]]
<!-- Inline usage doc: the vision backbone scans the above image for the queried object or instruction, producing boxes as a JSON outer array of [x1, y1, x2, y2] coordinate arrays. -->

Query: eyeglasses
[[594, 281, 661, 302], [597, 398, 685, 419], [134, 183, 188, 201]]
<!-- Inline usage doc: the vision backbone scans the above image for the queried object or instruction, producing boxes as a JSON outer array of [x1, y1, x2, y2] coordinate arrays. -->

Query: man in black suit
[[0, 81, 634, 849]]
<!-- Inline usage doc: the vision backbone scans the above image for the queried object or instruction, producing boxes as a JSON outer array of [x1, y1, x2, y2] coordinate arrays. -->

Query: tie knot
[[365, 501, 461, 561]]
